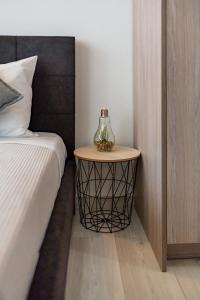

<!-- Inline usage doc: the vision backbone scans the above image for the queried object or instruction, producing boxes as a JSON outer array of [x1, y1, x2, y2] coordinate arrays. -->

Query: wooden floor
[[65, 210, 200, 300]]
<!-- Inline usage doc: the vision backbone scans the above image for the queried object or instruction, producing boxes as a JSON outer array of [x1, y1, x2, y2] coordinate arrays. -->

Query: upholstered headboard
[[0, 36, 75, 158]]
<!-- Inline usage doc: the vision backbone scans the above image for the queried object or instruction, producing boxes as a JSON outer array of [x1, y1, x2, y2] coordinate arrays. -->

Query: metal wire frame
[[76, 158, 139, 233]]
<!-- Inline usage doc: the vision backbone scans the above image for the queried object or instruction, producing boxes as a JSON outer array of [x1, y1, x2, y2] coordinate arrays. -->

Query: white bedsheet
[[0, 132, 67, 178], [0, 133, 67, 300]]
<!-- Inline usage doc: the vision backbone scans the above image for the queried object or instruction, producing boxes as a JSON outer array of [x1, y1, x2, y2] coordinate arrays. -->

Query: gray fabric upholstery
[[0, 36, 75, 158], [0, 79, 23, 111], [28, 160, 75, 300]]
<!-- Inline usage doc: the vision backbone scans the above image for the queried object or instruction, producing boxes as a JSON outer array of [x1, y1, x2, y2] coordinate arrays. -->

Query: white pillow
[[0, 56, 37, 137]]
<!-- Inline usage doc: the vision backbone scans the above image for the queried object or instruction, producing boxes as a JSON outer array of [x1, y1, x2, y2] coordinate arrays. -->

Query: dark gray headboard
[[0, 36, 75, 159]]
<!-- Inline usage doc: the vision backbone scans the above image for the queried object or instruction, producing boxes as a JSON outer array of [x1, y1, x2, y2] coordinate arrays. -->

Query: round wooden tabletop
[[74, 145, 140, 162]]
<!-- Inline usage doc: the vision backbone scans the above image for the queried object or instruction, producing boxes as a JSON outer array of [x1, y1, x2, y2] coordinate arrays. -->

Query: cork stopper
[[101, 108, 108, 117]]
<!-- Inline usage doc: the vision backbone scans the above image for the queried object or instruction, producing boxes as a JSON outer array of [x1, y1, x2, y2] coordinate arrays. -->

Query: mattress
[[0, 133, 67, 300]]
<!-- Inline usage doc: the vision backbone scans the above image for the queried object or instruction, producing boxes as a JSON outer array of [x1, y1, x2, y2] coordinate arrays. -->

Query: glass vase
[[94, 108, 115, 152]]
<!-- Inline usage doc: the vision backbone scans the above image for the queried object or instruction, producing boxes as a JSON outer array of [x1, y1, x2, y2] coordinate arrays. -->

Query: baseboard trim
[[167, 243, 200, 259]]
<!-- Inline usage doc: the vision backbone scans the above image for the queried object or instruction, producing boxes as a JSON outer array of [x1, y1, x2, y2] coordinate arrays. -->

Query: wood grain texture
[[66, 208, 200, 300], [65, 210, 125, 300], [167, 0, 200, 244], [168, 244, 200, 259], [133, 0, 167, 270], [168, 259, 200, 300], [74, 145, 140, 162]]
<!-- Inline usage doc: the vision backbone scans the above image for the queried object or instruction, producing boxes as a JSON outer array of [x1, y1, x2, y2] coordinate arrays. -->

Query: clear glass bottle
[[94, 108, 115, 152]]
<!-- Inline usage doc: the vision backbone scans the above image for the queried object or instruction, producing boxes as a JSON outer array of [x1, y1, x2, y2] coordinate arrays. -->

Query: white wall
[[0, 0, 133, 147]]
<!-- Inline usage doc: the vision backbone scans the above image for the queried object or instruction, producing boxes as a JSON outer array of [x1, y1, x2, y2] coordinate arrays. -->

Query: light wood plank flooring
[[65, 210, 200, 300]]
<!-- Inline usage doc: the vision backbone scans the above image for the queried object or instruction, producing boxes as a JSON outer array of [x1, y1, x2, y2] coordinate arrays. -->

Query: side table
[[74, 145, 140, 233]]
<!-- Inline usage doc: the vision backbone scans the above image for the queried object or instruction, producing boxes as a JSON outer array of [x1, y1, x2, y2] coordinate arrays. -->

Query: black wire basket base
[[81, 209, 130, 233], [76, 159, 139, 233]]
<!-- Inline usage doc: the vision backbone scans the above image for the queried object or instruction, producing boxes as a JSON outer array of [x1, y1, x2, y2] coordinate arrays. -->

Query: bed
[[0, 36, 75, 300]]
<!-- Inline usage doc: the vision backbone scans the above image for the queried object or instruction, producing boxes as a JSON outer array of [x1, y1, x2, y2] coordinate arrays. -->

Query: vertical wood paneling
[[133, 0, 167, 270], [167, 0, 200, 244]]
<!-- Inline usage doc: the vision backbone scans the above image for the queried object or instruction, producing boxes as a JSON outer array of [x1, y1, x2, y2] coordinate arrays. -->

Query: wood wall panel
[[168, 244, 200, 259], [167, 0, 200, 244], [133, 0, 167, 271]]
